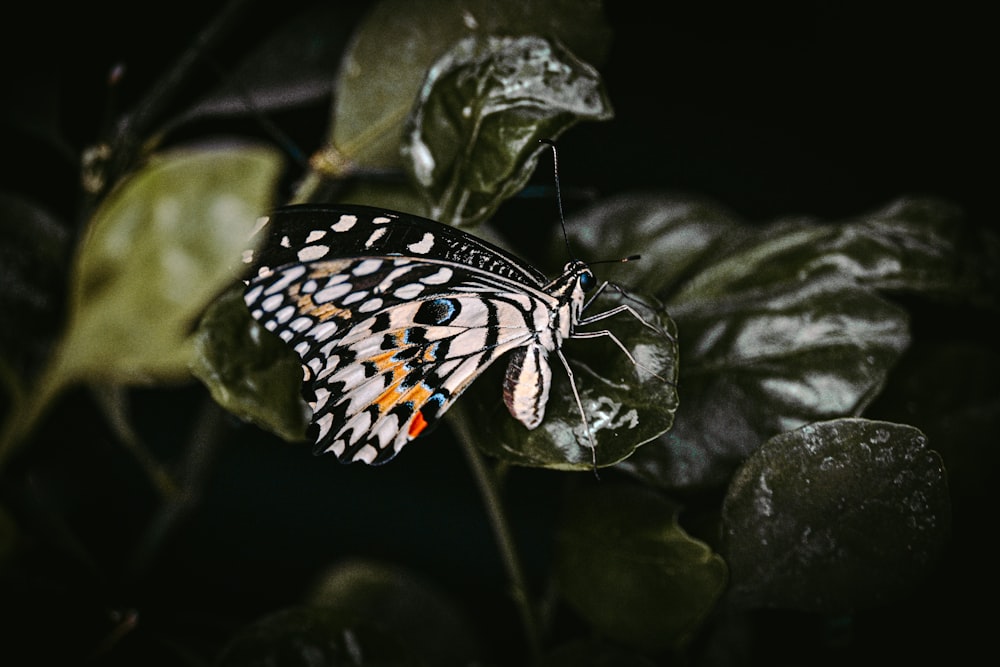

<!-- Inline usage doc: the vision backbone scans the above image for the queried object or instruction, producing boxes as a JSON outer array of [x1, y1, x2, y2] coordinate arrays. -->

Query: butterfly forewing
[[244, 205, 564, 464]]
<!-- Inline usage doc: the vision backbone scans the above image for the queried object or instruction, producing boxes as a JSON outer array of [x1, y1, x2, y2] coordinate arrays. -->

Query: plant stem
[[451, 408, 542, 661], [101, 0, 259, 198], [0, 349, 68, 470]]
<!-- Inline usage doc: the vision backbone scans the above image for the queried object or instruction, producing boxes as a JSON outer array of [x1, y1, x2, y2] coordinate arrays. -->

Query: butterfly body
[[244, 204, 604, 465]]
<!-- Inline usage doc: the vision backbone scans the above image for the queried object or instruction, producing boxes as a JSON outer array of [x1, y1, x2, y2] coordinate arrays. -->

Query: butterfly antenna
[[539, 139, 573, 258]]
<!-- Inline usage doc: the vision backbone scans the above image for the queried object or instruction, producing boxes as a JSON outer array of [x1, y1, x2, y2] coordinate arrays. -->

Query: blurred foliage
[[1, 1, 995, 666]]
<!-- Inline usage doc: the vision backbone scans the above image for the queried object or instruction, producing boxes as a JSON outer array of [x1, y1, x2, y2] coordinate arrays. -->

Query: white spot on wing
[[355, 444, 379, 464], [280, 235, 291, 248], [342, 291, 366, 305], [306, 230, 327, 243], [421, 267, 454, 285], [314, 282, 351, 303], [310, 320, 340, 341], [332, 214, 357, 232], [358, 297, 384, 313], [261, 294, 284, 312], [407, 232, 435, 254], [393, 283, 425, 299], [298, 245, 330, 262], [364, 227, 388, 248], [353, 259, 382, 276], [315, 412, 334, 440], [290, 316, 313, 332], [244, 284, 263, 304], [263, 265, 306, 294]]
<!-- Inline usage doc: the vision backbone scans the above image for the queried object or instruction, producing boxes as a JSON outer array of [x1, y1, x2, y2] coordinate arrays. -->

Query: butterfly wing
[[244, 206, 553, 464], [245, 204, 548, 288]]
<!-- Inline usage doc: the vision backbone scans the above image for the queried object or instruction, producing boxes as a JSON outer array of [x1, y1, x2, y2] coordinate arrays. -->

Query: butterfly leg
[[581, 281, 674, 341], [555, 348, 600, 474], [570, 327, 671, 385]]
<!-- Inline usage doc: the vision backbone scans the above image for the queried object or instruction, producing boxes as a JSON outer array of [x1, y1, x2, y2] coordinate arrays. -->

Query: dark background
[[2, 1, 994, 665]]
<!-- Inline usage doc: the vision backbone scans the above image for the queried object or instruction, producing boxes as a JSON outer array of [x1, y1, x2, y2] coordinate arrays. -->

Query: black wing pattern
[[243, 205, 560, 464]]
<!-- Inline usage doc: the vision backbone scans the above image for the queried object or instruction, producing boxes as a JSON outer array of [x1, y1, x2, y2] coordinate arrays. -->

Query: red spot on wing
[[408, 411, 429, 438]]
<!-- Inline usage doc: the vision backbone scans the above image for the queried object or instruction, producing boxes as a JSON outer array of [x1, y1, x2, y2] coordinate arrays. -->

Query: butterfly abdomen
[[503, 346, 552, 429]]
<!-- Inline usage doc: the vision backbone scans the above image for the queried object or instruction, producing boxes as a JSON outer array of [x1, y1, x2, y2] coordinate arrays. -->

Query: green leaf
[[57, 144, 283, 384], [330, 0, 612, 170], [458, 288, 678, 470], [590, 195, 966, 491], [554, 483, 728, 651], [549, 192, 743, 297], [720, 418, 950, 612], [191, 286, 309, 442], [668, 197, 969, 305], [1, 145, 284, 464], [305, 559, 479, 666], [401, 34, 613, 226]]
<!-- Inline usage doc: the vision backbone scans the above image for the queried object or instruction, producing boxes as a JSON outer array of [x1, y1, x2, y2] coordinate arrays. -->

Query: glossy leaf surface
[[721, 418, 950, 612], [565, 195, 963, 491], [330, 0, 611, 170], [401, 34, 612, 226]]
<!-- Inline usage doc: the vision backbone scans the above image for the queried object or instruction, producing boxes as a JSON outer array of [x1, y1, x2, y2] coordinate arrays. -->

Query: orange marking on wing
[[408, 411, 429, 438], [369, 333, 408, 372], [402, 382, 437, 438], [296, 293, 350, 322], [307, 262, 348, 280], [372, 360, 413, 413], [422, 344, 438, 363]]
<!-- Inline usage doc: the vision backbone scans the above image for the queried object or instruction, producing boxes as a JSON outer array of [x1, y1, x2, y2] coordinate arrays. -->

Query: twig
[[450, 406, 542, 661]]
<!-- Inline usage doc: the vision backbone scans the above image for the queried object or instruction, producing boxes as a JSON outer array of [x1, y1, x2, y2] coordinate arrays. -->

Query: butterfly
[[243, 204, 666, 465]]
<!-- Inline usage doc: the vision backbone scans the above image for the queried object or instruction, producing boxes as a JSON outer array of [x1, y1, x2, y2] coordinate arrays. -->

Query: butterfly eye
[[579, 271, 596, 292]]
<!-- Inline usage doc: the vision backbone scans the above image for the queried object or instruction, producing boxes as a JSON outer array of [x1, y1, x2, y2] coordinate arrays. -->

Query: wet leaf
[[401, 34, 612, 226], [330, 0, 611, 170], [721, 418, 950, 612], [191, 286, 309, 442], [580, 195, 964, 491], [554, 483, 727, 651], [550, 192, 743, 297], [459, 288, 678, 470]]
